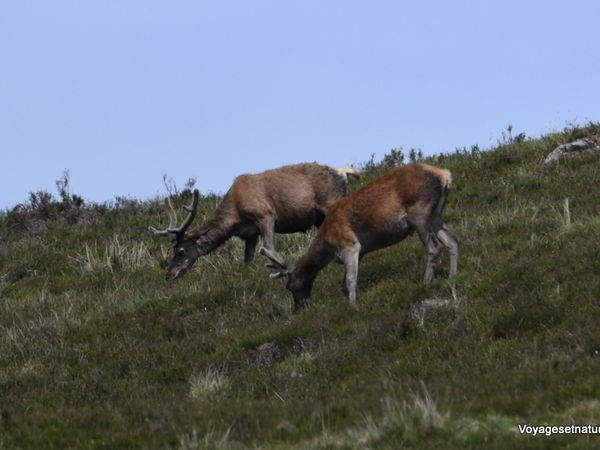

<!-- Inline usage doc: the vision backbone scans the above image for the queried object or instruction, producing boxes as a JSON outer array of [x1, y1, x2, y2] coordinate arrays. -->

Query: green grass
[[2, 123, 600, 449]]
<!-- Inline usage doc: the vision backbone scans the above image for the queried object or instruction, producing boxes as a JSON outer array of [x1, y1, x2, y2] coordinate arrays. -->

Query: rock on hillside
[[544, 136, 600, 164]]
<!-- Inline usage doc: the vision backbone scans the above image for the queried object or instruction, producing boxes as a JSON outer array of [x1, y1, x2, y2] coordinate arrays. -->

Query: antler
[[149, 197, 178, 237], [260, 247, 291, 279], [171, 189, 200, 234], [149, 189, 200, 240]]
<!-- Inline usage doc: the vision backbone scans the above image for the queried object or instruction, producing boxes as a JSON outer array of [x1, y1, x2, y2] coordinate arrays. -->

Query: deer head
[[260, 247, 314, 311], [149, 189, 200, 281]]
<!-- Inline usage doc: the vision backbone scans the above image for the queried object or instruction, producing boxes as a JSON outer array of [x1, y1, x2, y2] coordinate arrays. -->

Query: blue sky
[[1, 1, 599, 209]]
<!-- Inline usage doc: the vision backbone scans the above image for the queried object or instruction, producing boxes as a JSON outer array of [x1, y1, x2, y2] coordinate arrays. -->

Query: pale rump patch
[[335, 165, 361, 181], [421, 164, 452, 190]]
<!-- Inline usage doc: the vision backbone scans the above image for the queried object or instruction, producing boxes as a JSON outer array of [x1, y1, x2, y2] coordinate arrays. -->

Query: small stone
[[544, 137, 600, 164]]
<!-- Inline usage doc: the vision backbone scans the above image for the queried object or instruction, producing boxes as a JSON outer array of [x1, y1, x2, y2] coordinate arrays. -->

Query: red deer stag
[[261, 163, 459, 311], [150, 163, 359, 280]]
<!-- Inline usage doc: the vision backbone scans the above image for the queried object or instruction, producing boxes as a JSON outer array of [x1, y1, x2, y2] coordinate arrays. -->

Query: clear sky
[[1, 1, 599, 209]]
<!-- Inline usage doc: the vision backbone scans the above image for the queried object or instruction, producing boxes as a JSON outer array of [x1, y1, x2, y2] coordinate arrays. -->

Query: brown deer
[[261, 163, 459, 311], [150, 163, 359, 280]]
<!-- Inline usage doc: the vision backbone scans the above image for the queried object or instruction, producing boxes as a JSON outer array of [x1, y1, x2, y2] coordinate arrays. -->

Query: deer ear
[[193, 229, 209, 243]]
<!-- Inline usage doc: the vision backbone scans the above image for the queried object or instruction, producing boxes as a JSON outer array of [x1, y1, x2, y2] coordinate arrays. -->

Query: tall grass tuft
[[189, 367, 228, 400], [69, 235, 156, 272]]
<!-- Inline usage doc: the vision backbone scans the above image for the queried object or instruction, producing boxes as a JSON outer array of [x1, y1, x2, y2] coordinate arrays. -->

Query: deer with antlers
[[261, 163, 459, 311], [150, 163, 359, 280]]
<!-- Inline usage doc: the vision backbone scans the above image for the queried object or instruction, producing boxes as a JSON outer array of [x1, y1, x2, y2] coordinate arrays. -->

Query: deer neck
[[289, 238, 335, 298], [189, 198, 237, 255]]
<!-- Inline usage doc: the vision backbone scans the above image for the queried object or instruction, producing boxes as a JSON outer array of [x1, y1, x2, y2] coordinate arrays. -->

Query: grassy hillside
[[1, 123, 600, 449]]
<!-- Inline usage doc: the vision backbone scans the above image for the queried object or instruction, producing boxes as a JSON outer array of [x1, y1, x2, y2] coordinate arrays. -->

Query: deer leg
[[244, 235, 259, 263], [436, 224, 459, 277], [424, 234, 441, 284], [340, 242, 361, 306], [255, 217, 275, 250], [256, 216, 287, 262], [413, 223, 441, 284]]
